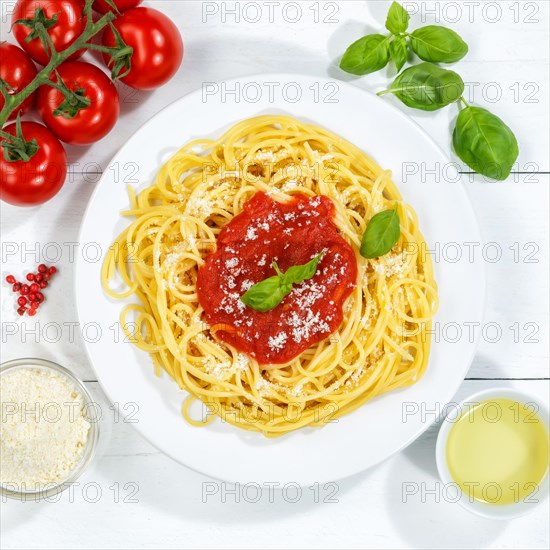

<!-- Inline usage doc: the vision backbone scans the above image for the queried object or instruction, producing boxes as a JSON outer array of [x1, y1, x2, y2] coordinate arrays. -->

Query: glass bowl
[[0, 358, 100, 501]]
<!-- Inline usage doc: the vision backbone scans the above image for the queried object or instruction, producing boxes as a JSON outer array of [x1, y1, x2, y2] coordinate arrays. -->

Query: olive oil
[[447, 398, 549, 505]]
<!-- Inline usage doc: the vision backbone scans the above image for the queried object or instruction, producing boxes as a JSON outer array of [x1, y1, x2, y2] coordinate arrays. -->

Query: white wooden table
[[1, 1, 549, 548]]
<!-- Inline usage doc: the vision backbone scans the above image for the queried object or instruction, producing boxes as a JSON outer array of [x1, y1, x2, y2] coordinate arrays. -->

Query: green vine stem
[[0, 0, 119, 128]]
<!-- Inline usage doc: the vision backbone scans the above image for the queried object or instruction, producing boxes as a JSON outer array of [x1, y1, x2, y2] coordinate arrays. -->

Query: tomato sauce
[[197, 192, 357, 364]]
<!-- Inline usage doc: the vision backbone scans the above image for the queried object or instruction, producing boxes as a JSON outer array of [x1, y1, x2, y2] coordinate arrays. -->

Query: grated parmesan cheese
[[0, 367, 91, 489], [245, 226, 258, 241], [268, 332, 288, 351], [202, 353, 250, 382], [185, 194, 213, 218]]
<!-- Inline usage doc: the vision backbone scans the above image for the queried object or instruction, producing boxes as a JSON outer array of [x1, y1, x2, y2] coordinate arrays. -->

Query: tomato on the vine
[[12, 0, 86, 66], [0, 43, 38, 120], [37, 62, 120, 145], [0, 122, 67, 206], [102, 7, 183, 90], [93, 0, 142, 15]]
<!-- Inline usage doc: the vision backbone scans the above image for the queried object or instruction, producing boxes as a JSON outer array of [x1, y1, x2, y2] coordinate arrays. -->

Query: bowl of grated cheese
[[0, 358, 99, 500]]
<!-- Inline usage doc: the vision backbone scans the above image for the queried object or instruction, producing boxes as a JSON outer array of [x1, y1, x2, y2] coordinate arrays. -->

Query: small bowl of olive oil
[[436, 387, 549, 519]]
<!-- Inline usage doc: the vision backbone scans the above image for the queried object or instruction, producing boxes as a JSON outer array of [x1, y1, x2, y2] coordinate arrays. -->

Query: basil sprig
[[360, 206, 401, 259], [453, 104, 519, 181], [409, 26, 468, 63], [338, 1, 519, 181], [241, 253, 324, 312], [379, 63, 464, 111]]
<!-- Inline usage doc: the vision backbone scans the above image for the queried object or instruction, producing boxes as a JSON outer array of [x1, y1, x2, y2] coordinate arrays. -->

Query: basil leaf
[[383, 62, 464, 111], [360, 207, 400, 259], [410, 26, 468, 63], [241, 276, 288, 312], [241, 253, 324, 312], [389, 35, 408, 72], [283, 253, 324, 285], [453, 106, 519, 180], [340, 34, 390, 76], [386, 2, 410, 34]]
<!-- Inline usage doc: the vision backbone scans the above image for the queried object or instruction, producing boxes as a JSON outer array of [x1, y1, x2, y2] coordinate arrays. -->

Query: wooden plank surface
[[2, 380, 549, 550]]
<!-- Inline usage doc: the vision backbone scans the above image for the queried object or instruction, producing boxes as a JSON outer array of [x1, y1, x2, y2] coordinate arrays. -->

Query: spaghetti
[[102, 115, 438, 437]]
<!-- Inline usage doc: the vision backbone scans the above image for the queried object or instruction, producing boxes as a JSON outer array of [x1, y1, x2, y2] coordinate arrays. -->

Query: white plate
[[76, 74, 485, 485]]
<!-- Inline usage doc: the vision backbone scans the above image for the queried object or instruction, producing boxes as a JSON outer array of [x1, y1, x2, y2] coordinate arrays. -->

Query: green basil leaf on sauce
[[241, 276, 288, 312], [241, 253, 324, 312], [453, 106, 519, 180], [389, 35, 408, 72], [339, 34, 390, 76], [410, 25, 468, 64], [385, 1, 410, 35], [360, 207, 401, 259], [282, 253, 324, 285]]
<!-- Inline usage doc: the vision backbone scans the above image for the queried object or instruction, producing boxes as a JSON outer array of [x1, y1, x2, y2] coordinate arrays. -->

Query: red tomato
[[0, 122, 67, 206], [101, 7, 183, 90], [12, 0, 86, 66], [93, 0, 142, 15], [37, 62, 120, 145], [0, 43, 38, 120]]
